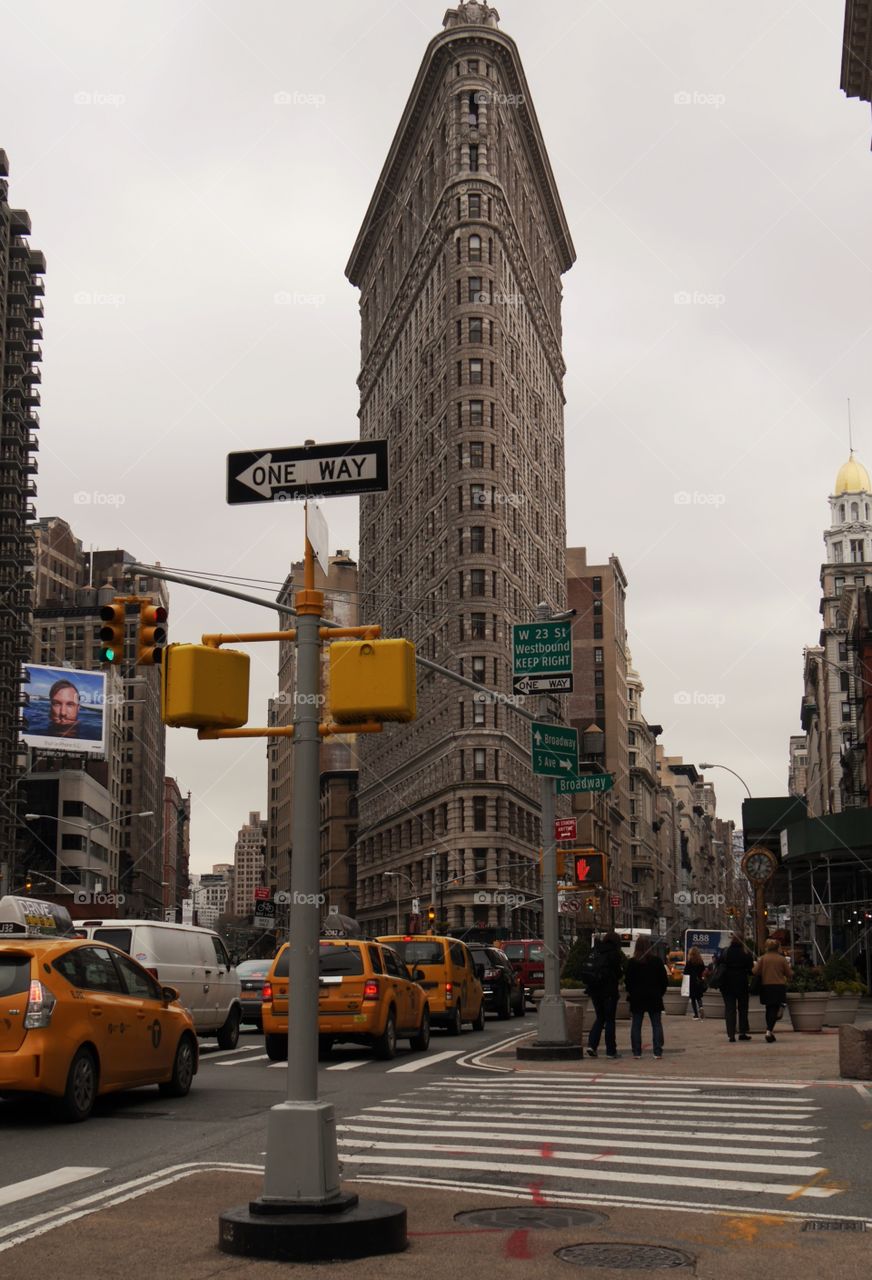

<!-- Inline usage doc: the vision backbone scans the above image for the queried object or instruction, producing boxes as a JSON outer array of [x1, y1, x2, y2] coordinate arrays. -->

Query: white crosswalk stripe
[[337, 1075, 840, 1207]]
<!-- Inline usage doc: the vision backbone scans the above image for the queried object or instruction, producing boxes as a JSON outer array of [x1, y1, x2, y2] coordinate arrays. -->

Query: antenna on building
[[848, 397, 854, 456]]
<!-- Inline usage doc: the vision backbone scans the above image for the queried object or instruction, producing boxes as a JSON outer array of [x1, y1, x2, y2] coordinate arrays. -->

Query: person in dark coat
[[625, 935, 668, 1059], [685, 946, 707, 1019], [717, 933, 754, 1042], [584, 931, 623, 1059]]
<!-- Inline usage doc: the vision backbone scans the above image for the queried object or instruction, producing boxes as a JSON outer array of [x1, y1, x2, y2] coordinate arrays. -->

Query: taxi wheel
[[56, 1047, 98, 1123], [446, 1002, 462, 1036], [265, 1034, 288, 1062], [410, 1007, 430, 1052], [514, 993, 526, 1017], [373, 1008, 397, 1060], [497, 988, 512, 1020], [472, 1000, 486, 1032], [318, 1036, 334, 1060], [216, 1008, 240, 1050], [160, 1034, 196, 1098]]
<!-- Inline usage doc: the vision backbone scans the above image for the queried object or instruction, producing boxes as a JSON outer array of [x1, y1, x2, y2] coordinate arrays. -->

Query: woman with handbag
[[685, 946, 707, 1019], [752, 939, 792, 1042]]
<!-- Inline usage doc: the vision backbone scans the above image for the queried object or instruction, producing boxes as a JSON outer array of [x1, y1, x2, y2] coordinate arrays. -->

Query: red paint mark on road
[[540, 1143, 554, 1159], [505, 1229, 533, 1258], [529, 1180, 549, 1206]]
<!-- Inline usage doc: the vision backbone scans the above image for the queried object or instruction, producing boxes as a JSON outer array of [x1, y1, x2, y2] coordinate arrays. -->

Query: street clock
[[742, 847, 777, 884]]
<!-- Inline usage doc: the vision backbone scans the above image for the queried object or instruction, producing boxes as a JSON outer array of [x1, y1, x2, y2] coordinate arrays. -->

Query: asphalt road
[[3, 1013, 872, 1239], [0, 1016, 523, 1233]]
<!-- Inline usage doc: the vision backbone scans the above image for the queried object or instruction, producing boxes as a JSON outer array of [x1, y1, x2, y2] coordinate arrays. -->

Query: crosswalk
[[336, 1074, 843, 1211], [204, 1045, 466, 1074]]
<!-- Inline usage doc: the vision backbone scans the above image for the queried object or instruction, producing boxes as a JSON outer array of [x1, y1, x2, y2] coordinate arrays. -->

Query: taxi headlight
[[24, 979, 56, 1029]]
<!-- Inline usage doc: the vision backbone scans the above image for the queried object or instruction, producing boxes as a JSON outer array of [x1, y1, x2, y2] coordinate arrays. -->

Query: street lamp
[[697, 763, 752, 799], [24, 810, 154, 892]]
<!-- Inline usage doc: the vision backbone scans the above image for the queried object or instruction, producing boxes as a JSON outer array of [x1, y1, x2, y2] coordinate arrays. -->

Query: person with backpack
[[584, 931, 623, 1059], [625, 934, 668, 1059]]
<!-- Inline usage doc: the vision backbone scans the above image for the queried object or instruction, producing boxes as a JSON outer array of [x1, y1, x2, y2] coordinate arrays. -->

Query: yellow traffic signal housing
[[161, 643, 250, 729], [138, 603, 168, 666], [329, 639, 416, 724], [98, 602, 126, 665]]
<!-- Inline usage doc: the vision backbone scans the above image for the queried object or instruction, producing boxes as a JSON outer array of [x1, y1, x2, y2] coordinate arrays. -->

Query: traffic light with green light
[[99, 602, 126, 665], [137, 603, 168, 666]]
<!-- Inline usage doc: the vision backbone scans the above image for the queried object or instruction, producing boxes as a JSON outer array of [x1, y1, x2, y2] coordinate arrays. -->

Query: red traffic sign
[[254, 887, 270, 901], [554, 818, 577, 842], [609, 893, 621, 907]]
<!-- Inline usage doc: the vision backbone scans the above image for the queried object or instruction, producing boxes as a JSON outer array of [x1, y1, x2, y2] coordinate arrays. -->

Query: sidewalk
[[501, 1005, 862, 1082]]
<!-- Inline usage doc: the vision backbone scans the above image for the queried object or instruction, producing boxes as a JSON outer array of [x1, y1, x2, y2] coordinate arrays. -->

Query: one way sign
[[227, 440, 389, 504]]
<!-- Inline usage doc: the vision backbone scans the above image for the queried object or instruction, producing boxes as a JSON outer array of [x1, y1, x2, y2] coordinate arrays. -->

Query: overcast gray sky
[[4, 0, 871, 871]]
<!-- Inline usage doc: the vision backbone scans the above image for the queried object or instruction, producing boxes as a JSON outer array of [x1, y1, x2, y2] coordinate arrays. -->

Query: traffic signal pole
[[533, 602, 569, 1048], [258, 538, 348, 1208]]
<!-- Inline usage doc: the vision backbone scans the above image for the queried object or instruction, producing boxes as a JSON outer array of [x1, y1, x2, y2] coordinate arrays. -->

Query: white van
[[76, 919, 242, 1047]]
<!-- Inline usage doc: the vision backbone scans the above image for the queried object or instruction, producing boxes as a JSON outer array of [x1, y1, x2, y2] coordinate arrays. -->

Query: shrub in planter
[[788, 967, 829, 994], [825, 978, 867, 1027], [787, 967, 829, 1031], [561, 938, 591, 985]]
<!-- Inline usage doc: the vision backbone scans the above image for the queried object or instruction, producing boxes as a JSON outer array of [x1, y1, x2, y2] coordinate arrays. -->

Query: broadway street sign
[[556, 772, 615, 795], [227, 440, 388, 504], [512, 620, 573, 694], [531, 722, 578, 778]]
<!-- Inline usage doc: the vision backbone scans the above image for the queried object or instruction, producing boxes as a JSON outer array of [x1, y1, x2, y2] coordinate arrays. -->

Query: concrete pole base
[[516, 1040, 583, 1060], [218, 1198, 408, 1262], [261, 1099, 343, 1203]]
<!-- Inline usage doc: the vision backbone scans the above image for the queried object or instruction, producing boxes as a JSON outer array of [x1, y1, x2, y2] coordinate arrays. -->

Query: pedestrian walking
[[715, 933, 754, 1042], [625, 935, 668, 1059], [752, 938, 792, 1042], [685, 946, 707, 1019], [583, 931, 623, 1059]]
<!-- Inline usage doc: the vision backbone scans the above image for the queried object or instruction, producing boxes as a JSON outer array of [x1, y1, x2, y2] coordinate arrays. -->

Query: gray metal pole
[[261, 551, 343, 1206], [788, 863, 795, 960], [395, 879, 400, 933], [534, 603, 568, 1045]]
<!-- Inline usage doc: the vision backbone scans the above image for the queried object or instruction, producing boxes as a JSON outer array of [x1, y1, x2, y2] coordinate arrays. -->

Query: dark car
[[469, 944, 526, 1020], [236, 958, 272, 1028]]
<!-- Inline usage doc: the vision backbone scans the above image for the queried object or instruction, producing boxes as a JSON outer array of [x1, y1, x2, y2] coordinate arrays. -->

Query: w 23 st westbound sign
[[227, 440, 389, 504]]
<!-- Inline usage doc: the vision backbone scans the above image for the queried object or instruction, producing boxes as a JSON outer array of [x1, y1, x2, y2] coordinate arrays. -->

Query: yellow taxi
[[667, 950, 686, 980], [0, 897, 198, 1122], [377, 935, 485, 1035], [262, 938, 431, 1061]]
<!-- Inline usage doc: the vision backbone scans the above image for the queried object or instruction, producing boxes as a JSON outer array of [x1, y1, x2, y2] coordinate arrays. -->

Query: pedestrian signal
[[99, 602, 126, 665], [573, 852, 606, 885]]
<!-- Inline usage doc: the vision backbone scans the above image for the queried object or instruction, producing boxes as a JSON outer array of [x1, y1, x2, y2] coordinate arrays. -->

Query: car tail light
[[363, 979, 380, 1001], [445, 982, 454, 997], [262, 982, 272, 1003], [24, 980, 56, 1029]]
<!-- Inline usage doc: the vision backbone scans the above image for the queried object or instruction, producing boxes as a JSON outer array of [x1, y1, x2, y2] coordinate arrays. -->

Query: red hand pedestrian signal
[[573, 852, 604, 885]]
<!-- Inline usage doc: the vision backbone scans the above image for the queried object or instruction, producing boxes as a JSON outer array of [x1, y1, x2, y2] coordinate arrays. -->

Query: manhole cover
[[556, 1243, 695, 1270], [802, 1220, 867, 1232], [456, 1206, 605, 1230]]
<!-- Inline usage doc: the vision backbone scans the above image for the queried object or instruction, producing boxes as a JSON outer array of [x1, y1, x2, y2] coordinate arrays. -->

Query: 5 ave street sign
[[556, 772, 615, 795], [512, 620, 573, 694], [227, 440, 389, 504], [530, 722, 578, 778]]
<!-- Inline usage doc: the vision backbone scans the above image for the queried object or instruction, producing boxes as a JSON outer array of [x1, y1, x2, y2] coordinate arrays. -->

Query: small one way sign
[[227, 440, 389, 504]]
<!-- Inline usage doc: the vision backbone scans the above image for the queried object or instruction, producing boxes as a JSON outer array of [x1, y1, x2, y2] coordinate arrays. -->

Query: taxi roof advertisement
[[21, 663, 107, 758]]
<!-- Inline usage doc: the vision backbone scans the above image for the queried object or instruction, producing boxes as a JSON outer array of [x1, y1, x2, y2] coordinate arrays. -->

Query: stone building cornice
[[346, 23, 575, 286]]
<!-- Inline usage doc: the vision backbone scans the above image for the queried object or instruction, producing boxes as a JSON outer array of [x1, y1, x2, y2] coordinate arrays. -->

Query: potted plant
[[786, 967, 830, 1032], [822, 956, 866, 1026], [663, 973, 690, 1016], [561, 940, 595, 1019]]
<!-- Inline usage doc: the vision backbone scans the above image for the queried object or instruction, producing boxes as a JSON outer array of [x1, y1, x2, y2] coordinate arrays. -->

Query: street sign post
[[556, 772, 614, 795], [554, 818, 577, 842], [512, 620, 573, 694], [530, 722, 578, 778], [227, 440, 389, 505], [254, 899, 276, 930], [609, 893, 621, 908]]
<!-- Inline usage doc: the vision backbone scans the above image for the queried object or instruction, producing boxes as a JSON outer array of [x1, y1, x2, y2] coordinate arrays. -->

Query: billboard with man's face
[[21, 664, 107, 757]]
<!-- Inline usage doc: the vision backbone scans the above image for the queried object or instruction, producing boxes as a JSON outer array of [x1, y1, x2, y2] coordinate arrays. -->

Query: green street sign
[[513, 620, 573, 681], [531, 722, 578, 778], [556, 772, 615, 795]]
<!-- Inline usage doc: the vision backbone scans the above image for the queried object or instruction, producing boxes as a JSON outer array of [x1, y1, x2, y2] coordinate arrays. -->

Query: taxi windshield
[[389, 941, 443, 966]]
